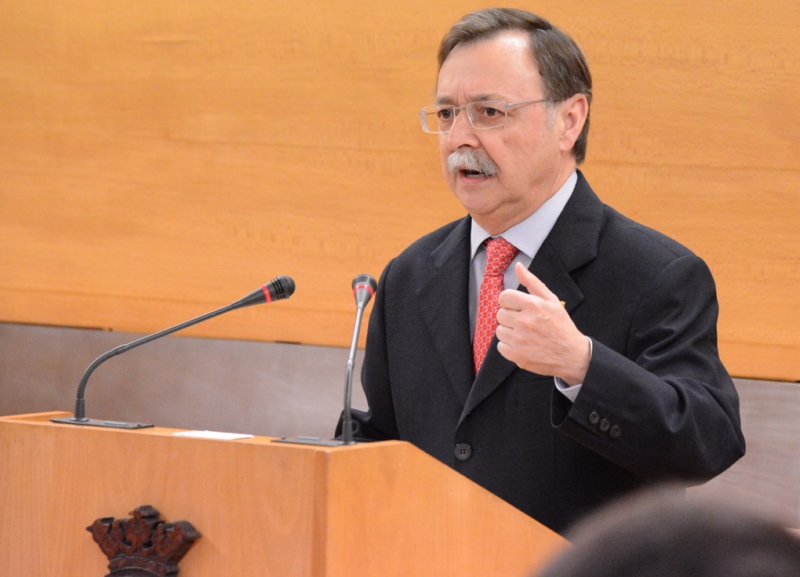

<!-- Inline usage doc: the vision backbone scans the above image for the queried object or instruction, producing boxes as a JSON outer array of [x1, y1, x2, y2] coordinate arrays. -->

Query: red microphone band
[[261, 284, 272, 303], [354, 284, 375, 297]]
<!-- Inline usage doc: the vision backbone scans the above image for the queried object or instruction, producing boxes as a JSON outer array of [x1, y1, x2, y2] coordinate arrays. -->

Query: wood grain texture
[[0, 412, 565, 577], [323, 443, 566, 577], [0, 0, 797, 379]]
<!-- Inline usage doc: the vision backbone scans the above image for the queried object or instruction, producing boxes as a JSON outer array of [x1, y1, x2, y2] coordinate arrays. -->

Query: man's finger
[[514, 262, 559, 303], [498, 288, 530, 310]]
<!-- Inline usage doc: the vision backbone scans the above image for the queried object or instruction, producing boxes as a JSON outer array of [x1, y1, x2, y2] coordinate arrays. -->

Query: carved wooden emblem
[[87, 505, 200, 577]]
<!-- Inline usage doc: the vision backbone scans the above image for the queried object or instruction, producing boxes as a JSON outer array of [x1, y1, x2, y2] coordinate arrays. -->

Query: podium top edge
[[0, 412, 408, 452]]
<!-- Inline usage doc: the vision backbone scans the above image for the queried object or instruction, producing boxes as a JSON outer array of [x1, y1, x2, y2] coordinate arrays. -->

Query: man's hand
[[495, 263, 591, 385]]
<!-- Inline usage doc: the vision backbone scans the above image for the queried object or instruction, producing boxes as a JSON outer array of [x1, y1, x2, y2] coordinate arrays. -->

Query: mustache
[[447, 149, 498, 176]]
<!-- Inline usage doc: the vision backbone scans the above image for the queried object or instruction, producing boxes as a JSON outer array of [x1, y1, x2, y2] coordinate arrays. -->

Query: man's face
[[436, 32, 573, 234]]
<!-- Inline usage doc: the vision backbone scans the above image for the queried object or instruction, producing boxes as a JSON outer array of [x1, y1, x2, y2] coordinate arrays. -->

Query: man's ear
[[558, 94, 589, 154]]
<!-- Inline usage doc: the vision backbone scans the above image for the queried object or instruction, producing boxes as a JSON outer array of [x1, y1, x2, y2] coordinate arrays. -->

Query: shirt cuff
[[554, 336, 593, 403]]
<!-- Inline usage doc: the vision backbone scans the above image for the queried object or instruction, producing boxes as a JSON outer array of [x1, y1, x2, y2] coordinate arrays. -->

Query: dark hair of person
[[437, 8, 592, 164], [535, 487, 800, 577]]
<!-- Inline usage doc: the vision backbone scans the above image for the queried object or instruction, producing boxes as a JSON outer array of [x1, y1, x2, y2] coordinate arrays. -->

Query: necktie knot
[[484, 237, 519, 277]]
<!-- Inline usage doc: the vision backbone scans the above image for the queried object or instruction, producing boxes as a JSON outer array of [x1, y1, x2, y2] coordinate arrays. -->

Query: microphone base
[[272, 436, 353, 447], [51, 417, 154, 429]]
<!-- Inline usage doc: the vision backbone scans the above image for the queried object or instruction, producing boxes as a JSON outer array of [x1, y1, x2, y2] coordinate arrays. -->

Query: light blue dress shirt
[[468, 170, 586, 401]]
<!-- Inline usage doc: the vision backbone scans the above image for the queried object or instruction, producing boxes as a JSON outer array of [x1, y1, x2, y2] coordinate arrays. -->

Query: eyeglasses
[[419, 99, 549, 134]]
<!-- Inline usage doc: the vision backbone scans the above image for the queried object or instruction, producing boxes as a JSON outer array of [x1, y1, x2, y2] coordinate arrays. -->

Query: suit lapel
[[417, 218, 475, 406], [459, 171, 604, 424]]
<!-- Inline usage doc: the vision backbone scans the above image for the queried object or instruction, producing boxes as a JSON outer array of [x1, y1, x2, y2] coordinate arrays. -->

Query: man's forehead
[[440, 31, 535, 71], [435, 32, 541, 102]]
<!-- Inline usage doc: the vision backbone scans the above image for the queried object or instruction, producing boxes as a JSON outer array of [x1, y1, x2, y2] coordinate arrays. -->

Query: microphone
[[341, 274, 378, 445], [269, 274, 376, 448], [51, 276, 296, 429]]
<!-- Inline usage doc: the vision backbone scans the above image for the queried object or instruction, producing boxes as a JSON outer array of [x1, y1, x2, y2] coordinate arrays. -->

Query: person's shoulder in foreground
[[535, 487, 800, 577]]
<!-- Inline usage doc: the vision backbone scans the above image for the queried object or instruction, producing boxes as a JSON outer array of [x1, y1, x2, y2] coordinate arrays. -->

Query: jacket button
[[599, 418, 610, 432], [454, 443, 472, 461], [610, 425, 622, 439], [588, 412, 600, 425]]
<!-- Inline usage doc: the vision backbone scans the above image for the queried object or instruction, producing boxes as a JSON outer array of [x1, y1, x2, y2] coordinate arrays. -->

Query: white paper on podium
[[172, 430, 254, 441]]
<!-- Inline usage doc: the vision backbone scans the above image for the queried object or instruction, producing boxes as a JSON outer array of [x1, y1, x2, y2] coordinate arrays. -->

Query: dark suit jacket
[[344, 172, 745, 534]]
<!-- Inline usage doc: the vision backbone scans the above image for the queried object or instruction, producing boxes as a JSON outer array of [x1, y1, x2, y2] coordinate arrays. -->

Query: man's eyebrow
[[434, 94, 503, 105]]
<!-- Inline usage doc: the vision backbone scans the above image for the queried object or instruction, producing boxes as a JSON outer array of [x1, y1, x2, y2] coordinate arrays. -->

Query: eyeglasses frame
[[419, 98, 550, 134]]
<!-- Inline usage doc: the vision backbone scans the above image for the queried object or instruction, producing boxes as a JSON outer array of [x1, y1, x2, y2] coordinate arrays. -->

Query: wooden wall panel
[[0, 0, 797, 380]]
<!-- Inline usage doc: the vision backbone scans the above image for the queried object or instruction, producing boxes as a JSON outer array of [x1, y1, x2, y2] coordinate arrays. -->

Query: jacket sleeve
[[551, 254, 746, 482]]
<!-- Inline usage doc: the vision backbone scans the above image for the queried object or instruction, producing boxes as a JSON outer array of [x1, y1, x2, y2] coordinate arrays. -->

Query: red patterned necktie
[[473, 237, 519, 373]]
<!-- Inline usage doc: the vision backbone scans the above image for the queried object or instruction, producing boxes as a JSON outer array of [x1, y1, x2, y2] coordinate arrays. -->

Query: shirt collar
[[470, 170, 578, 260]]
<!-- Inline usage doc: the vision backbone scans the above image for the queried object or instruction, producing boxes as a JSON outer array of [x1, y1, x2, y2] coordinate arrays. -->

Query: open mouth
[[461, 169, 490, 178]]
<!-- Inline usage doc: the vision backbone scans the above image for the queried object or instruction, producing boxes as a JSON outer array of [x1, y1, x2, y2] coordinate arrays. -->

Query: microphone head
[[352, 274, 377, 308], [226, 276, 297, 310], [266, 275, 296, 302]]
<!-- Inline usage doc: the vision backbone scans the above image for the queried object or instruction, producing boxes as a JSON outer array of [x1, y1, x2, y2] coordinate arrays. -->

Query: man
[[340, 8, 745, 534]]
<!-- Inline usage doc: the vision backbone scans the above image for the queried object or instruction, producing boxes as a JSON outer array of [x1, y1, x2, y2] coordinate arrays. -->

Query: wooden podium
[[0, 412, 566, 576]]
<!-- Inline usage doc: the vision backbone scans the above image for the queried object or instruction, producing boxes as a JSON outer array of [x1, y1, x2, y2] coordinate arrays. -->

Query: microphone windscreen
[[266, 275, 296, 302], [233, 276, 296, 308], [352, 274, 377, 307]]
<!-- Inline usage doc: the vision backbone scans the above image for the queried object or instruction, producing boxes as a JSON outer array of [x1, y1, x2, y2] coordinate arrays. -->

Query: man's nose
[[444, 109, 479, 147]]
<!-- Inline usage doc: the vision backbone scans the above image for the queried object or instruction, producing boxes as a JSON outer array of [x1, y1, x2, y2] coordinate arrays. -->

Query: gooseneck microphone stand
[[52, 275, 296, 429]]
